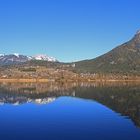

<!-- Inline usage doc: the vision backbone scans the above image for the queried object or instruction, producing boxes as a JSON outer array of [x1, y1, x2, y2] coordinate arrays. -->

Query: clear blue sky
[[0, 0, 140, 62]]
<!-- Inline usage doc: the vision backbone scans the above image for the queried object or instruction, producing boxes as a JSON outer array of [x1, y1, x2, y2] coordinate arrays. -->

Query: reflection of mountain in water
[[0, 82, 76, 105], [75, 84, 140, 127], [0, 96, 56, 105], [0, 82, 140, 127]]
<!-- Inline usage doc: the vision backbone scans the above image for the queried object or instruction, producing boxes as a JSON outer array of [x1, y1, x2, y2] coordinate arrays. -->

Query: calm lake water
[[0, 82, 140, 140]]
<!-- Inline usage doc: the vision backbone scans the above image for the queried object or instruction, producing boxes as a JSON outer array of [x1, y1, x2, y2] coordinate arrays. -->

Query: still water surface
[[0, 82, 140, 140]]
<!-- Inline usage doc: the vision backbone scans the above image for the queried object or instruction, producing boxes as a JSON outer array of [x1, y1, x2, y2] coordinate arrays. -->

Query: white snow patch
[[33, 54, 57, 62], [0, 54, 5, 56], [14, 53, 20, 57]]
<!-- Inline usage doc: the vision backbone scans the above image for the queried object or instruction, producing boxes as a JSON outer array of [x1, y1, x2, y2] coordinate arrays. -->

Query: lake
[[0, 82, 140, 140]]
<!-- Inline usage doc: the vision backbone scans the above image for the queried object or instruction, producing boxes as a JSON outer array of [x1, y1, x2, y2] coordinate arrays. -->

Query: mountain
[[75, 30, 140, 74], [1, 30, 140, 74], [0, 53, 31, 65], [0, 53, 58, 65], [33, 54, 57, 62]]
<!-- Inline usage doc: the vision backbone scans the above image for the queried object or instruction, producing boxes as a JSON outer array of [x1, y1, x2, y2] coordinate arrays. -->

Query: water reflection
[[0, 81, 140, 128]]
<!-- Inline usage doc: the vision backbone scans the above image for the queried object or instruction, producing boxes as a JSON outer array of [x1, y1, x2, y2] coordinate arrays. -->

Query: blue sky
[[0, 0, 140, 62]]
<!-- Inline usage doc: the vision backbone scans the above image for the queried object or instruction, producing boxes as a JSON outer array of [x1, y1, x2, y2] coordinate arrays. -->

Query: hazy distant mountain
[[0, 53, 58, 65], [75, 30, 140, 74]]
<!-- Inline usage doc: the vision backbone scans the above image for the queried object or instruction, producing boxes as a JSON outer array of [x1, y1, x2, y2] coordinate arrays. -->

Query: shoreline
[[0, 78, 140, 83]]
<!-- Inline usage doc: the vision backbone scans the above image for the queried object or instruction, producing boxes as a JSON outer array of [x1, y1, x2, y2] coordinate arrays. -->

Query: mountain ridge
[[1, 30, 140, 75], [0, 53, 58, 65], [75, 30, 140, 74]]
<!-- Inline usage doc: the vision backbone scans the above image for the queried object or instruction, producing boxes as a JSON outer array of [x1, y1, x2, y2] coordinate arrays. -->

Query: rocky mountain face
[[75, 30, 140, 74], [0, 53, 58, 65]]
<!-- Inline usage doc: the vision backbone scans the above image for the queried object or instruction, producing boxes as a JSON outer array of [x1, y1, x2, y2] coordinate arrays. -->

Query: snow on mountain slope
[[33, 54, 57, 62], [0, 53, 58, 65]]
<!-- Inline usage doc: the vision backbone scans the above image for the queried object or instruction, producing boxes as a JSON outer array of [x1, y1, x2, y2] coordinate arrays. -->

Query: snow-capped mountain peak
[[0, 54, 5, 57], [13, 53, 20, 57], [33, 54, 57, 62], [0, 53, 58, 65]]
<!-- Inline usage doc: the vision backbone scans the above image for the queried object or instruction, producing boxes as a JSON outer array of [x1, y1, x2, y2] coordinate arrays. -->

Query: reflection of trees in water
[[75, 84, 140, 127], [0, 82, 77, 95], [0, 82, 140, 127], [0, 81, 139, 94], [0, 82, 76, 105]]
